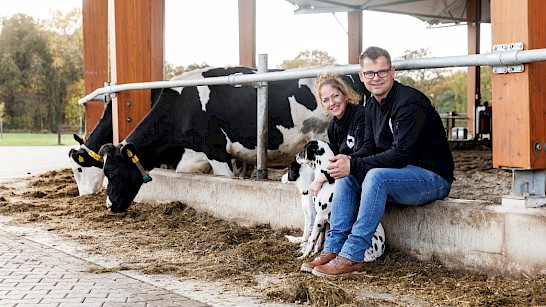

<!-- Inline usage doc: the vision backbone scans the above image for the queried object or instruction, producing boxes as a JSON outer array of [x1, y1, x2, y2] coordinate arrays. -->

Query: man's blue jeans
[[322, 165, 452, 263]]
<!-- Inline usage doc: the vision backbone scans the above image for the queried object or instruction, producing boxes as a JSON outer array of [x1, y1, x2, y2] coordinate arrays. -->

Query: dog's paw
[[285, 235, 304, 244]]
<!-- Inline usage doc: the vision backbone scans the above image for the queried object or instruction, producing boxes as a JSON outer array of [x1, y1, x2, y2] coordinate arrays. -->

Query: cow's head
[[69, 134, 104, 168], [99, 142, 152, 213], [68, 153, 106, 196]]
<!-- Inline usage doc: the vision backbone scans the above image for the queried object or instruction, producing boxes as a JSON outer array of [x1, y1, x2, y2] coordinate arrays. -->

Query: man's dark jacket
[[350, 81, 455, 183]]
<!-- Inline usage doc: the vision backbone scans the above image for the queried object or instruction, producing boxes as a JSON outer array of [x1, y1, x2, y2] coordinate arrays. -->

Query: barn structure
[[80, 0, 546, 276]]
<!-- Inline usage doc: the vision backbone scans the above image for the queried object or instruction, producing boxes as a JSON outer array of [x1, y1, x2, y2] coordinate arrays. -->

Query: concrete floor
[[0, 146, 73, 183]]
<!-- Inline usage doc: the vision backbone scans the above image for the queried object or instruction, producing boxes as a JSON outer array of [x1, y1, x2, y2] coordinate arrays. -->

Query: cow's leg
[[231, 160, 254, 178], [241, 163, 255, 178]]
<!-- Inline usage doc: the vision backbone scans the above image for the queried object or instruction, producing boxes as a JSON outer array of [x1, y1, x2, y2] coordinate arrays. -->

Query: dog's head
[[296, 140, 333, 169], [281, 160, 302, 184], [281, 159, 315, 194]]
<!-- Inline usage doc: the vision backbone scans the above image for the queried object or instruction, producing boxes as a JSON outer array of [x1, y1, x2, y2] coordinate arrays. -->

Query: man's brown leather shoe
[[300, 252, 336, 273], [311, 256, 365, 277]]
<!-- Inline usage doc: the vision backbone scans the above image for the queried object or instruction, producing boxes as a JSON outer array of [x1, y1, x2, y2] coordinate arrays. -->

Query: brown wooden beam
[[238, 0, 256, 68], [110, 0, 165, 143], [348, 11, 362, 64], [491, 0, 546, 169], [82, 0, 109, 138]]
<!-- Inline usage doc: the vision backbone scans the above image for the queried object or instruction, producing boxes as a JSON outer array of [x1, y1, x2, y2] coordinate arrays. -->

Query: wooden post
[[238, 0, 256, 68], [82, 0, 109, 138], [491, 0, 546, 169], [347, 11, 362, 64], [110, 0, 164, 143]]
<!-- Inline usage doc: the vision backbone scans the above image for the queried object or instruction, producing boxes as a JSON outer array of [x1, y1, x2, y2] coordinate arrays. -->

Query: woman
[[308, 73, 366, 197]]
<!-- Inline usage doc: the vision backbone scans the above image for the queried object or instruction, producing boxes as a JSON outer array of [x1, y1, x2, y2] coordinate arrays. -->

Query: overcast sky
[[2, 0, 492, 68]]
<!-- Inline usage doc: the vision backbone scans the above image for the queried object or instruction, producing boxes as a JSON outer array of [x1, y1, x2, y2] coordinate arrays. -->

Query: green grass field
[[0, 133, 80, 146]]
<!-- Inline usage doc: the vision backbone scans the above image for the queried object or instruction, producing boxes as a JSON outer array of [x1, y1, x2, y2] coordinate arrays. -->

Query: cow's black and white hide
[[99, 66, 366, 213], [287, 140, 386, 261]]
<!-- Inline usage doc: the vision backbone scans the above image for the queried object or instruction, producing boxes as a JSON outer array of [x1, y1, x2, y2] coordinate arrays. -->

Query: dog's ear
[[305, 141, 319, 158], [287, 160, 301, 181], [289, 160, 301, 173]]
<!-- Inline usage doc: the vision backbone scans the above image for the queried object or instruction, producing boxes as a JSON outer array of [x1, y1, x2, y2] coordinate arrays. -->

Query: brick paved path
[[0, 229, 208, 307], [0, 146, 295, 307]]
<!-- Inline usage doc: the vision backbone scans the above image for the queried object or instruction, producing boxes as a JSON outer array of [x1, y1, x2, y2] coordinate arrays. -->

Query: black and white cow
[[68, 71, 221, 195], [68, 100, 215, 195], [68, 101, 113, 195], [99, 66, 367, 212]]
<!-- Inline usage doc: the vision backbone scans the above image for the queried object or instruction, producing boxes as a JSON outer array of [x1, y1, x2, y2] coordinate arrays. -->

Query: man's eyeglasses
[[362, 67, 391, 79]]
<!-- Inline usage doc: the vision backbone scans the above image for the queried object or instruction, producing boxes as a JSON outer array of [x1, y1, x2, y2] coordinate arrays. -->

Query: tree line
[[0, 10, 83, 132], [0, 10, 491, 132]]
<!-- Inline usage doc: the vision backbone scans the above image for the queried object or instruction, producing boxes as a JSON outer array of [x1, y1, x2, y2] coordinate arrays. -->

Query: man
[[301, 46, 455, 277]]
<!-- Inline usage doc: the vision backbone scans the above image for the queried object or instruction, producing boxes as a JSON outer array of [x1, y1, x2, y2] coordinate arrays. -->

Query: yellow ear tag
[[78, 156, 84, 163], [88, 150, 101, 161], [126, 149, 140, 163]]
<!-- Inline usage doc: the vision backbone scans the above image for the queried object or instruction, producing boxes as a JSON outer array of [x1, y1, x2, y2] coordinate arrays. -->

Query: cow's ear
[[120, 143, 137, 159], [68, 149, 85, 164], [151, 89, 163, 104], [73, 134, 84, 145], [69, 150, 87, 164], [99, 144, 116, 157]]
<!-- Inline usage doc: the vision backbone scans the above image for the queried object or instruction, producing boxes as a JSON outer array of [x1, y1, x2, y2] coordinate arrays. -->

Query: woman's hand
[[309, 172, 327, 196], [326, 154, 351, 179]]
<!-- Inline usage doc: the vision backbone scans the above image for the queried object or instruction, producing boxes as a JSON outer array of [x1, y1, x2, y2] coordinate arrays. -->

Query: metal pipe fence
[[79, 47, 546, 105], [78, 47, 546, 178]]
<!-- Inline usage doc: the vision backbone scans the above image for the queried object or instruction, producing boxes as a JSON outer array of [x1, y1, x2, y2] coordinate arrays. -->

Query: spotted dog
[[285, 140, 386, 261], [282, 161, 316, 248]]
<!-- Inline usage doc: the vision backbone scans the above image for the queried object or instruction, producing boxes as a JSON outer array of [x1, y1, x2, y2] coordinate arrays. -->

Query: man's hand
[[326, 154, 351, 179]]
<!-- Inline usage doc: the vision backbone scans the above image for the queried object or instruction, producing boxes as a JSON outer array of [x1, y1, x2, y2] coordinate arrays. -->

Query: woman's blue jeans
[[322, 165, 452, 263]]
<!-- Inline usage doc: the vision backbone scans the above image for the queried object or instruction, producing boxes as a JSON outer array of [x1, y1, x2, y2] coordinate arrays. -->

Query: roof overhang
[[284, 0, 490, 26]]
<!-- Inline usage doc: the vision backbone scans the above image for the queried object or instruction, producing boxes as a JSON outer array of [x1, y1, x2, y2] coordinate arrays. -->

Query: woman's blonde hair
[[314, 73, 362, 112]]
